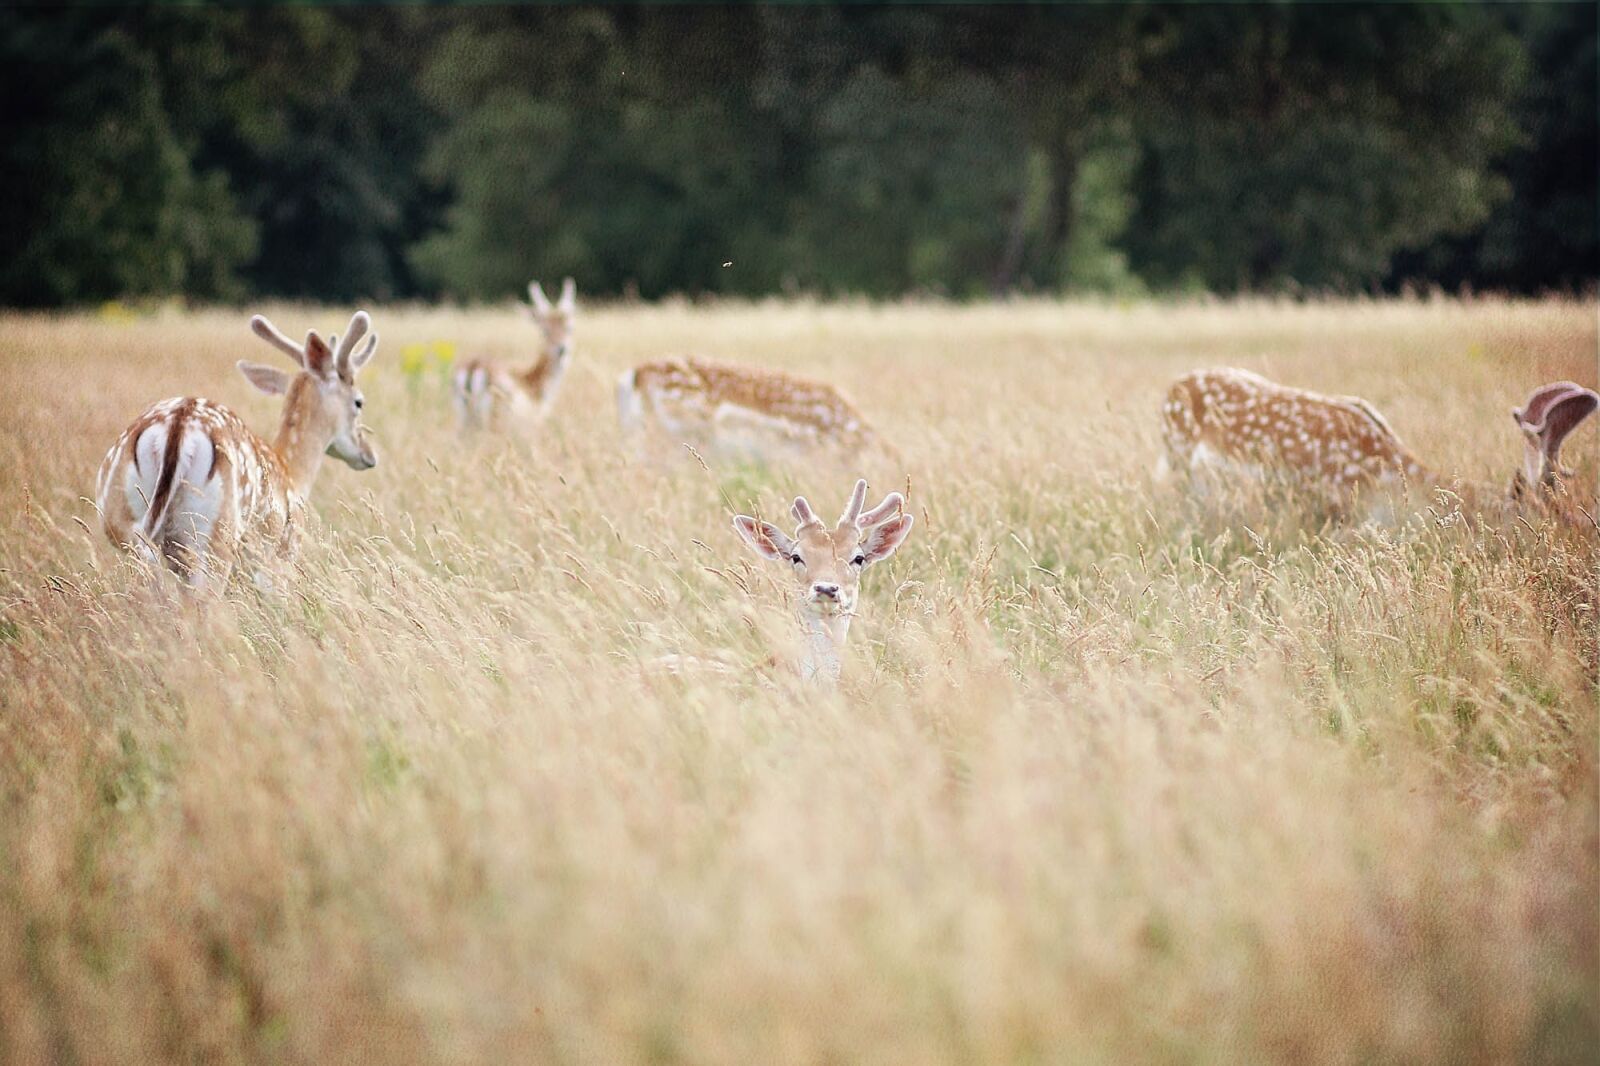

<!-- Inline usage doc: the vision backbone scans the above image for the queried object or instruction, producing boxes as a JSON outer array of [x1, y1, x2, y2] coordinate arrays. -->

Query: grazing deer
[[616, 358, 875, 459], [95, 310, 380, 588], [1160, 367, 1598, 523], [454, 278, 576, 430], [731, 479, 915, 682]]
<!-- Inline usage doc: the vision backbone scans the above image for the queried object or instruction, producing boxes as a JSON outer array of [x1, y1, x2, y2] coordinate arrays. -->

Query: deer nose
[[812, 583, 840, 600]]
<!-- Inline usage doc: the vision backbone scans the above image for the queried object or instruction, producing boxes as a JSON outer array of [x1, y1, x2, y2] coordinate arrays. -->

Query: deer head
[[1512, 381, 1598, 490], [243, 310, 380, 473], [733, 479, 915, 623], [523, 277, 577, 360]]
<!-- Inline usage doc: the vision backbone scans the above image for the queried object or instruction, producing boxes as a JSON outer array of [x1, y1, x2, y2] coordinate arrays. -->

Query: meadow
[[0, 297, 1595, 1065]]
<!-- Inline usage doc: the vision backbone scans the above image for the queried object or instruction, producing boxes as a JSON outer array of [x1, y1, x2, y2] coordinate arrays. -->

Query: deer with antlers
[[731, 479, 915, 682], [95, 310, 380, 588], [454, 278, 577, 431], [1160, 367, 1598, 523], [617, 358, 877, 460]]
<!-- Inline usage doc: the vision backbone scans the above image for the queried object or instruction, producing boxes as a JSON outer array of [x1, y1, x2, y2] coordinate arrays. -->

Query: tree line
[[1, 3, 1592, 307]]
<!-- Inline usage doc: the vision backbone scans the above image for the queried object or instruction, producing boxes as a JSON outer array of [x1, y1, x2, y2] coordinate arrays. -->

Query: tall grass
[[0, 298, 1595, 1064]]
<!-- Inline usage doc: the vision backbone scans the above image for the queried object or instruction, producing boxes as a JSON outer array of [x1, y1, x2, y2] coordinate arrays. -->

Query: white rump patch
[[125, 422, 168, 522], [161, 430, 221, 554]]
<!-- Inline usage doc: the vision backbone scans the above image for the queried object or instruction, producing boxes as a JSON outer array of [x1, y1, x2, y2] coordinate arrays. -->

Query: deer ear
[[1541, 389, 1599, 463], [733, 515, 795, 561], [238, 361, 292, 396], [860, 514, 914, 565], [303, 331, 333, 378], [559, 277, 576, 311], [1515, 381, 1586, 432]]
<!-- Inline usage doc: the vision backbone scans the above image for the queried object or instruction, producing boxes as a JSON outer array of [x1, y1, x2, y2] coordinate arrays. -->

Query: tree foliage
[[1124, 5, 1526, 293], [0, 11, 255, 305], [0, 5, 1589, 307]]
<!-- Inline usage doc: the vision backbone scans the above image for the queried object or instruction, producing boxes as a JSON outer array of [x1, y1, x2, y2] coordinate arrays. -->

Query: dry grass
[[0, 297, 1595, 1065]]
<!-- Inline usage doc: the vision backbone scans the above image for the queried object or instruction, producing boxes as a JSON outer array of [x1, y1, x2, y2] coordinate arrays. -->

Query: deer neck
[[519, 343, 571, 403], [272, 378, 331, 498], [1370, 451, 1578, 528], [798, 612, 851, 683], [1504, 470, 1591, 529]]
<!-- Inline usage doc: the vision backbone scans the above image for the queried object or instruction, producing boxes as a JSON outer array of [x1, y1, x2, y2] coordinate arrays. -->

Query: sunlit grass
[[0, 297, 1595, 1064]]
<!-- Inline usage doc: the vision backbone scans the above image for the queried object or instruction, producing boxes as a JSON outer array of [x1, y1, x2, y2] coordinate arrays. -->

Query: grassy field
[[0, 298, 1595, 1065]]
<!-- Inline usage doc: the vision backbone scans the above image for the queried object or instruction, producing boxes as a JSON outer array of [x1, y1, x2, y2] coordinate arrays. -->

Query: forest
[[1, 3, 1593, 306]]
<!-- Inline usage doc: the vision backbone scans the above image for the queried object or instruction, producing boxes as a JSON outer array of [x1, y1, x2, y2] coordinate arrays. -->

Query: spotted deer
[[1160, 367, 1598, 523], [453, 278, 576, 430], [731, 479, 915, 682], [616, 358, 876, 460], [95, 310, 380, 588]]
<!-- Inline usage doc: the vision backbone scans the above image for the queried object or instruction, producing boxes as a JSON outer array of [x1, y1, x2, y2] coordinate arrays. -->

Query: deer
[[95, 310, 380, 589], [453, 278, 576, 430], [1159, 367, 1599, 525], [730, 479, 915, 682], [616, 357, 877, 460]]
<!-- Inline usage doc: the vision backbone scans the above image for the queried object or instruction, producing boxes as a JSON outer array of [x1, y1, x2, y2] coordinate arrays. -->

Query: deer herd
[[94, 280, 1597, 682]]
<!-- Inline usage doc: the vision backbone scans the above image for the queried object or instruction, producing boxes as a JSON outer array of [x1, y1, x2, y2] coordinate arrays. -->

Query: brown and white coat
[[1160, 367, 1598, 522], [96, 311, 380, 587], [732, 479, 915, 682], [617, 358, 875, 459], [453, 278, 576, 430]]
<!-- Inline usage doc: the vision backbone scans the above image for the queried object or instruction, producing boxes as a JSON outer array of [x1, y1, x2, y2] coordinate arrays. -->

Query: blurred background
[[1, 3, 1592, 308]]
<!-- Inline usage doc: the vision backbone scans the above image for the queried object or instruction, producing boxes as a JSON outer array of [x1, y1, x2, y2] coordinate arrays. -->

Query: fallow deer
[[616, 358, 876, 460], [453, 278, 576, 430], [95, 310, 381, 588], [1160, 367, 1598, 524], [731, 479, 915, 682]]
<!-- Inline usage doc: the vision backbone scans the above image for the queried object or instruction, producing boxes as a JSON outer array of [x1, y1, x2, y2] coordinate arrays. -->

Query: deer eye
[[789, 552, 804, 566], [851, 553, 867, 567], [353, 395, 364, 411]]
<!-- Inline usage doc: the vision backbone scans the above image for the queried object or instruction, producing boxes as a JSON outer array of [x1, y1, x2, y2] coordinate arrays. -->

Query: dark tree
[[0, 11, 255, 306], [0, 4, 1586, 306]]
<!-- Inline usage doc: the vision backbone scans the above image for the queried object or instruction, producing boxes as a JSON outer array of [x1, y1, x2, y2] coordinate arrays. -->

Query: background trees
[[1123, 4, 1526, 293], [0, 4, 1590, 306], [0, 11, 256, 305]]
